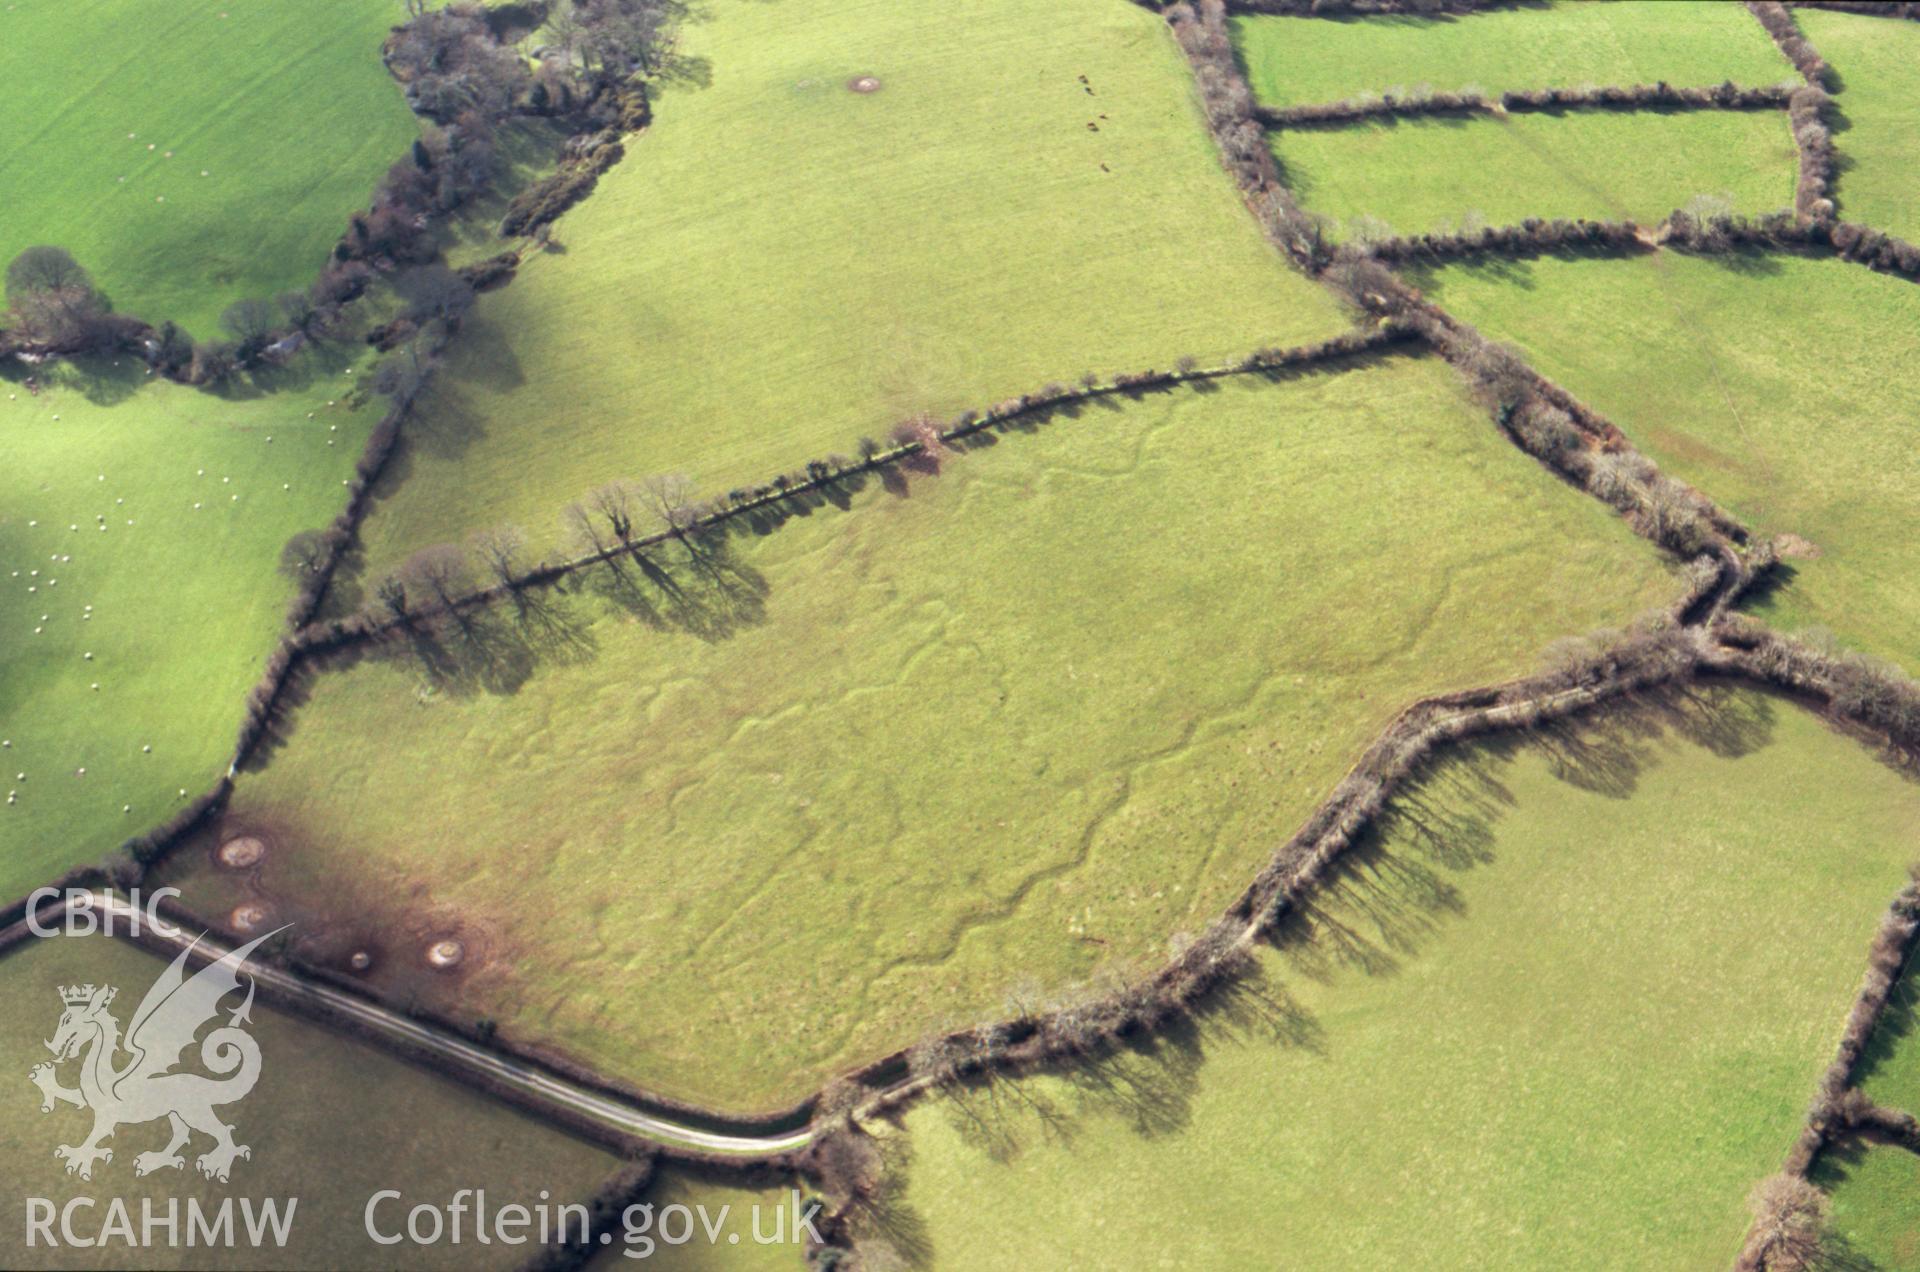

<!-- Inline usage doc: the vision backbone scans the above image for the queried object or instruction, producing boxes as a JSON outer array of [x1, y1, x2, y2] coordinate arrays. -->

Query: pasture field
[[1813, 1144, 1920, 1271], [0, 356, 375, 898], [1277, 109, 1793, 242], [1232, 0, 1791, 110], [0, 933, 614, 1271], [891, 691, 1920, 1270], [1416, 250, 1920, 676], [157, 357, 1678, 1113], [339, 0, 1351, 587], [1797, 8, 1920, 242], [0, 0, 415, 340]]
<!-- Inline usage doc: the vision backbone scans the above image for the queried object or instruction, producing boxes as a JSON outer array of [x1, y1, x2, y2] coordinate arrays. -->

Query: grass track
[[0, 0, 415, 340], [1277, 109, 1795, 242], [0, 933, 612, 1271], [1417, 250, 1920, 676], [1813, 1143, 1920, 1270], [1797, 8, 1920, 242], [159, 357, 1677, 1112], [1234, 0, 1791, 109], [893, 690, 1920, 1269], [0, 357, 376, 896], [339, 0, 1351, 588]]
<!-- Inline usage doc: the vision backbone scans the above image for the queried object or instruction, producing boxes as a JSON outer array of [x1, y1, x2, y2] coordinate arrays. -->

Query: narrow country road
[[22, 892, 815, 1157]]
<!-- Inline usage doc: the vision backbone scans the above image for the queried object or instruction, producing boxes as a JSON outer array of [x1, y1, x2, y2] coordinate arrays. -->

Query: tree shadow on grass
[[45, 352, 148, 406], [1807, 1135, 1901, 1272], [1514, 682, 1778, 800], [1696, 245, 1787, 278], [350, 527, 767, 703], [1848, 958, 1919, 1099]]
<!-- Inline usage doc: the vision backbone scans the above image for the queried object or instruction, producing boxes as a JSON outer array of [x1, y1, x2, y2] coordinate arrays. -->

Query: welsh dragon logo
[[27, 930, 280, 1182]]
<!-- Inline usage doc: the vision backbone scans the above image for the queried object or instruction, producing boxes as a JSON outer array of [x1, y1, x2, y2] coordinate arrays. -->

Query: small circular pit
[[847, 75, 882, 94], [230, 903, 269, 934], [426, 938, 465, 971]]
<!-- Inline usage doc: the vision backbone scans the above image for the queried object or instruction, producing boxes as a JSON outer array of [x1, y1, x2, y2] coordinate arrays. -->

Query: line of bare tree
[[1321, 249, 1750, 560], [1791, 0, 1920, 18], [290, 327, 1409, 652], [1259, 80, 1794, 128], [1746, 5, 1840, 225], [1749, 2, 1831, 87], [3, 2, 681, 388], [1167, 0, 1332, 269], [1352, 215, 1647, 262], [1226, 0, 1514, 14], [1664, 208, 1920, 278]]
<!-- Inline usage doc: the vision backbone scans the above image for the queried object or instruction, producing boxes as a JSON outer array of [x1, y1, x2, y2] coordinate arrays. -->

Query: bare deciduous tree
[[400, 543, 471, 610], [1742, 1173, 1828, 1271], [470, 524, 527, 588], [220, 297, 278, 346], [641, 473, 699, 540], [376, 574, 409, 621], [588, 480, 640, 548], [565, 500, 609, 557]]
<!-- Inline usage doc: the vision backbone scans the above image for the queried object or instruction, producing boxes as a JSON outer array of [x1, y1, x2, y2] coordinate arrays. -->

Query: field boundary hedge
[[1258, 80, 1794, 128], [1225, 0, 1517, 14], [1170, 1, 1333, 269], [290, 328, 1412, 653], [1352, 217, 1649, 263], [0, 1, 658, 387], [1789, 0, 1920, 22]]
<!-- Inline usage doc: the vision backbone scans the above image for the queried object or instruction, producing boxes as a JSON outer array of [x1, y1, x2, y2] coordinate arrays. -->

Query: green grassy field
[[158, 356, 1678, 1112], [891, 690, 1920, 1270], [1233, 0, 1791, 109], [339, 0, 1351, 588], [1278, 108, 1794, 242], [1416, 250, 1920, 676], [1798, 7, 1920, 242], [1813, 1144, 1920, 1271], [0, 0, 416, 341], [2, 932, 614, 1271], [0, 357, 375, 899]]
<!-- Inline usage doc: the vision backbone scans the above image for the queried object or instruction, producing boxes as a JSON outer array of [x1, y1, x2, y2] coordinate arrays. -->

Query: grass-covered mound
[[0, 0, 416, 340], [339, 0, 1352, 586], [1418, 250, 1920, 676], [0, 358, 376, 896], [1277, 109, 1794, 242], [0, 932, 613, 1271], [160, 356, 1677, 1112], [1234, 0, 1790, 110], [892, 691, 1920, 1270], [1797, 8, 1920, 242]]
